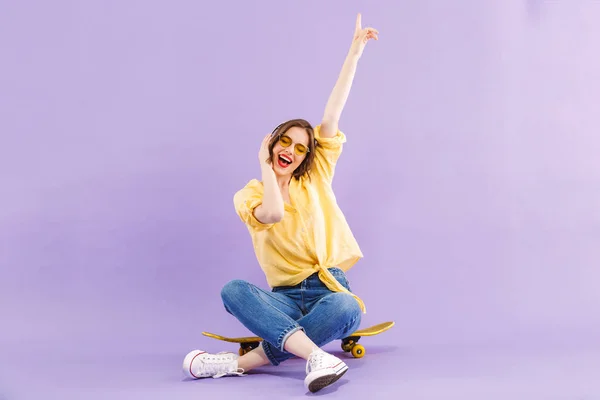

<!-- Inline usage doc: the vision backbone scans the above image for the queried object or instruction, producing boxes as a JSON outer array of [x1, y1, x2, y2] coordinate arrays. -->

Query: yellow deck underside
[[202, 321, 394, 344]]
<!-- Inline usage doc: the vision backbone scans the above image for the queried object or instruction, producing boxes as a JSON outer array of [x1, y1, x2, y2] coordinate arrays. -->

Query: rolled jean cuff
[[262, 324, 304, 366], [278, 325, 303, 351]]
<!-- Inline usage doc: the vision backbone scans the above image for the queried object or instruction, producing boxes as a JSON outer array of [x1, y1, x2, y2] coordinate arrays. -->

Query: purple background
[[2, 1, 600, 398]]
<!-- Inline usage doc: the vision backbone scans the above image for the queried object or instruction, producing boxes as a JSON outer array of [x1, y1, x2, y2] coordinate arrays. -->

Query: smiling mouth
[[277, 154, 292, 168]]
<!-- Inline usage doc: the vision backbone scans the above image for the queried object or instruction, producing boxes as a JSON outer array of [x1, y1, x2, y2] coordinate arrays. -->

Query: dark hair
[[268, 119, 317, 180]]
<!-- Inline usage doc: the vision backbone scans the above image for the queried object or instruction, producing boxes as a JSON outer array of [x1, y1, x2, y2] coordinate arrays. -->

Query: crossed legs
[[220, 279, 362, 371]]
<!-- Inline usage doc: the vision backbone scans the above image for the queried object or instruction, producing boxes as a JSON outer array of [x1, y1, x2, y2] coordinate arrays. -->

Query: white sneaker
[[304, 348, 348, 393], [183, 350, 245, 379]]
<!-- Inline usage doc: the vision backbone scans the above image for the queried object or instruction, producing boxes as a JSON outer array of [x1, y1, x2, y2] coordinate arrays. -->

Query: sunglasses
[[278, 134, 310, 156]]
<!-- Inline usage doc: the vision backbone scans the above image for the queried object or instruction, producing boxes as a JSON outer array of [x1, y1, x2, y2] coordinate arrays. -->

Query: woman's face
[[271, 127, 310, 177]]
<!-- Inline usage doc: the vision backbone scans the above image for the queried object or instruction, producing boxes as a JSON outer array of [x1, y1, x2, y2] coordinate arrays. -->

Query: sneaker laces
[[204, 352, 245, 378], [306, 348, 327, 374]]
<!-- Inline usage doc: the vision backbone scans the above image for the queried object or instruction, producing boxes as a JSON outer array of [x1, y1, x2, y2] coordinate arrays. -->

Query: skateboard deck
[[202, 321, 394, 358]]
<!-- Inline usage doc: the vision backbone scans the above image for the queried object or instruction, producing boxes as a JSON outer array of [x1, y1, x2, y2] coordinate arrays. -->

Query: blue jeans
[[220, 267, 362, 366]]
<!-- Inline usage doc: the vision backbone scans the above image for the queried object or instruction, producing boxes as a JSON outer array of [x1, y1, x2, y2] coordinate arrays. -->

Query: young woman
[[183, 13, 378, 393]]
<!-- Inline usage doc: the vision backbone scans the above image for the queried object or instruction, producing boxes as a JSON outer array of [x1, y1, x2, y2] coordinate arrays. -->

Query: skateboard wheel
[[239, 348, 246, 356], [351, 344, 365, 358]]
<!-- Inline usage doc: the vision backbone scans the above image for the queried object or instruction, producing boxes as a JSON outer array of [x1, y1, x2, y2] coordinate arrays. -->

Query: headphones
[[270, 123, 284, 136]]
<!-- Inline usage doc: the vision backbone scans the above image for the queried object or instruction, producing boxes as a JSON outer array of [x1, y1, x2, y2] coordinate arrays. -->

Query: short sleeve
[[311, 124, 347, 183], [233, 179, 274, 231]]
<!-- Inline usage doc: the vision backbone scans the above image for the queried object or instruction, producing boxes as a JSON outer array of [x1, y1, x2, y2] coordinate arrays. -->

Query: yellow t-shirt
[[233, 125, 366, 313]]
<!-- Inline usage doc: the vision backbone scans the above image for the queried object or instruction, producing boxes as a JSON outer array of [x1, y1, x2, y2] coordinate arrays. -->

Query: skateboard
[[201, 321, 394, 359]]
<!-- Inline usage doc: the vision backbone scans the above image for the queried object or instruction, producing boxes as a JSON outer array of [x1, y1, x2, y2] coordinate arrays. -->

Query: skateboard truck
[[341, 335, 365, 358]]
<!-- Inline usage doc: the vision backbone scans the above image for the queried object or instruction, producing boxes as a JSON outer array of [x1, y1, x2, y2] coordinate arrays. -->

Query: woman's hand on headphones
[[259, 133, 272, 167]]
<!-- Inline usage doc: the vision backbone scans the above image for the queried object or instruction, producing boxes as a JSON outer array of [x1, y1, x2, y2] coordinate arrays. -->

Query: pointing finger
[[355, 13, 362, 32]]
